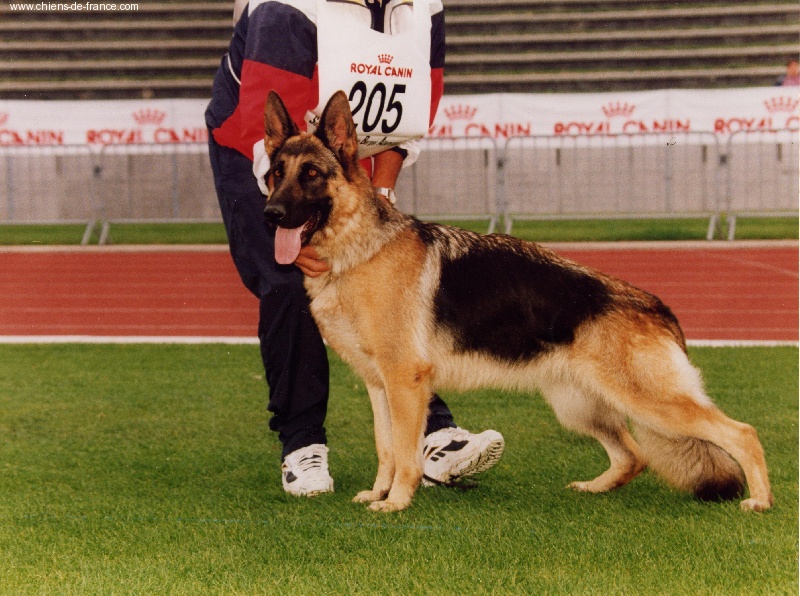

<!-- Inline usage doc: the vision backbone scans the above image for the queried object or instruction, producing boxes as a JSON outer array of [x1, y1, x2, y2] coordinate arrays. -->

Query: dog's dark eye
[[272, 167, 283, 180], [307, 167, 318, 178]]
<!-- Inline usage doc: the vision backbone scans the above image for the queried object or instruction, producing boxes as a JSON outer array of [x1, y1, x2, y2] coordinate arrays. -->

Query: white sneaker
[[422, 427, 505, 486], [281, 444, 334, 497]]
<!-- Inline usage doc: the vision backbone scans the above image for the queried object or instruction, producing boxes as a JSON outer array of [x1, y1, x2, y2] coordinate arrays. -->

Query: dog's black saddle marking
[[433, 240, 612, 362]]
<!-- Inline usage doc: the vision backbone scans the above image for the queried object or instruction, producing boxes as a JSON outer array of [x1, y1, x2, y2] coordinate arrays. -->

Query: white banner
[[0, 98, 209, 147], [431, 87, 799, 139], [0, 87, 797, 147]]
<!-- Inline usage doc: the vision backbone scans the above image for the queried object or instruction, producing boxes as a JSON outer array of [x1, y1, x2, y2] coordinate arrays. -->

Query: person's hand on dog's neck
[[295, 245, 329, 278]]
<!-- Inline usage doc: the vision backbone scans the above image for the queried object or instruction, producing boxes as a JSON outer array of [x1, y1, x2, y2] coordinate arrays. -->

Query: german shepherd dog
[[261, 90, 773, 513]]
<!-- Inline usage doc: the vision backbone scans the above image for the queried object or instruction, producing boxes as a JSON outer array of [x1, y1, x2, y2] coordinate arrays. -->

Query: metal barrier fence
[[1, 129, 796, 242], [94, 143, 220, 223], [724, 128, 799, 240], [0, 144, 99, 225], [501, 131, 725, 238], [394, 136, 501, 232]]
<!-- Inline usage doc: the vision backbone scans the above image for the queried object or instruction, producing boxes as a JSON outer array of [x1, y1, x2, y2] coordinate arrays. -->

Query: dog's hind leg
[[592, 340, 772, 511], [353, 383, 395, 505], [628, 393, 772, 511], [543, 383, 647, 493]]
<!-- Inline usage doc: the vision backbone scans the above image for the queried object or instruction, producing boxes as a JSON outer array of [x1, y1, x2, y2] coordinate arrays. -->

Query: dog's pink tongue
[[274, 226, 304, 265]]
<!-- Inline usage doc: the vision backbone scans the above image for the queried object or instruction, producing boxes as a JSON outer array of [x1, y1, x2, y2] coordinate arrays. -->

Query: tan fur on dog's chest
[[306, 229, 431, 387]]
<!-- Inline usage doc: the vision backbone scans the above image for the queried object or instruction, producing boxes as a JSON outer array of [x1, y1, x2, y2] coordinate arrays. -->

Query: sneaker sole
[[422, 434, 505, 487], [284, 483, 334, 497], [298, 487, 333, 497], [451, 435, 505, 480]]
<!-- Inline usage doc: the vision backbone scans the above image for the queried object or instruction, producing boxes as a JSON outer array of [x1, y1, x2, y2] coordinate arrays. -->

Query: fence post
[[5, 152, 14, 222], [171, 150, 180, 218], [497, 139, 509, 235], [664, 139, 673, 214], [721, 133, 734, 240], [703, 135, 720, 240]]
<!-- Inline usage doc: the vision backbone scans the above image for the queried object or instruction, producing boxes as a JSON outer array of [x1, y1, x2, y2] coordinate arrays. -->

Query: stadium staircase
[[0, 0, 798, 99]]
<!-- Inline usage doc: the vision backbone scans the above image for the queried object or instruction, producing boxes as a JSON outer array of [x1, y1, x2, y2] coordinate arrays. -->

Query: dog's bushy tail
[[634, 425, 745, 501]]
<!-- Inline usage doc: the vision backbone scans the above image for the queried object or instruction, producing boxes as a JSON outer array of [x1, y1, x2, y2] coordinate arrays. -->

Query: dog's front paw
[[368, 498, 411, 513], [353, 489, 387, 504]]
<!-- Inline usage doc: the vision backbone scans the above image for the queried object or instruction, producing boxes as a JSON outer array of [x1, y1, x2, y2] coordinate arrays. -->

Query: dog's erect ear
[[316, 90, 359, 169], [263, 91, 299, 159]]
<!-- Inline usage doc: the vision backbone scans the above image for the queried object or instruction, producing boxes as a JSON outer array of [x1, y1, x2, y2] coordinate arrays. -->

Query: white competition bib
[[310, 0, 432, 158]]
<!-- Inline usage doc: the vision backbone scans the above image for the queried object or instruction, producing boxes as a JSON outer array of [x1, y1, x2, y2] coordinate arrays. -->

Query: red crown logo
[[0, 112, 8, 126], [601, 101, 636, 119], [763, 96, 799, 114], [444, 104, 477, 121], [132, 108, 166, 126], [378, 54, 393, 65]]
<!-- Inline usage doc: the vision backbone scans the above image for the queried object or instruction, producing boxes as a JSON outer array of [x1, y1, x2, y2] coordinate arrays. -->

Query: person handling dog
[[205, 0, 504, 497]]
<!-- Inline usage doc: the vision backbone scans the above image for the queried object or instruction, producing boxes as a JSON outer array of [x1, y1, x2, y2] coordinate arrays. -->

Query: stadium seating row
[[0, 0, 798, 99]]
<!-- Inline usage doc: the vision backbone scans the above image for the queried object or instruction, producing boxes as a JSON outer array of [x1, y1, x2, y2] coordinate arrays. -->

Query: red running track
[[0, 243, 796, 342]]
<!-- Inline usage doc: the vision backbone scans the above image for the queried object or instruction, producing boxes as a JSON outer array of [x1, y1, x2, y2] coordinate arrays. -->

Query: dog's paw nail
[[368, 499, 409, 513], [353, 491, 378, 503], [740, 498, 772, 512], [567, 481, 590, 492]]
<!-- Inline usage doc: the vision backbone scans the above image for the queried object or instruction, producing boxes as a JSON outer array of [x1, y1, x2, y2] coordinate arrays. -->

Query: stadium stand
[[0, 0, 797, 98]]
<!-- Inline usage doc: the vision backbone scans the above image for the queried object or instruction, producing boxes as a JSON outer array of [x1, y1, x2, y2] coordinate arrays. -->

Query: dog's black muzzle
[[263, 203, 287, 226]]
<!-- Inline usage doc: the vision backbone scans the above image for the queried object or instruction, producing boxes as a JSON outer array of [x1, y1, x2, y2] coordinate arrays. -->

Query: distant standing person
[[775, 58, 800, 86]]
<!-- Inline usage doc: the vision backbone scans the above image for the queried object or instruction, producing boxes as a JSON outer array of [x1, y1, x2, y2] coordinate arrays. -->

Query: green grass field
[[0, 344, 796, 594], [0, 216, 797, 245]]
